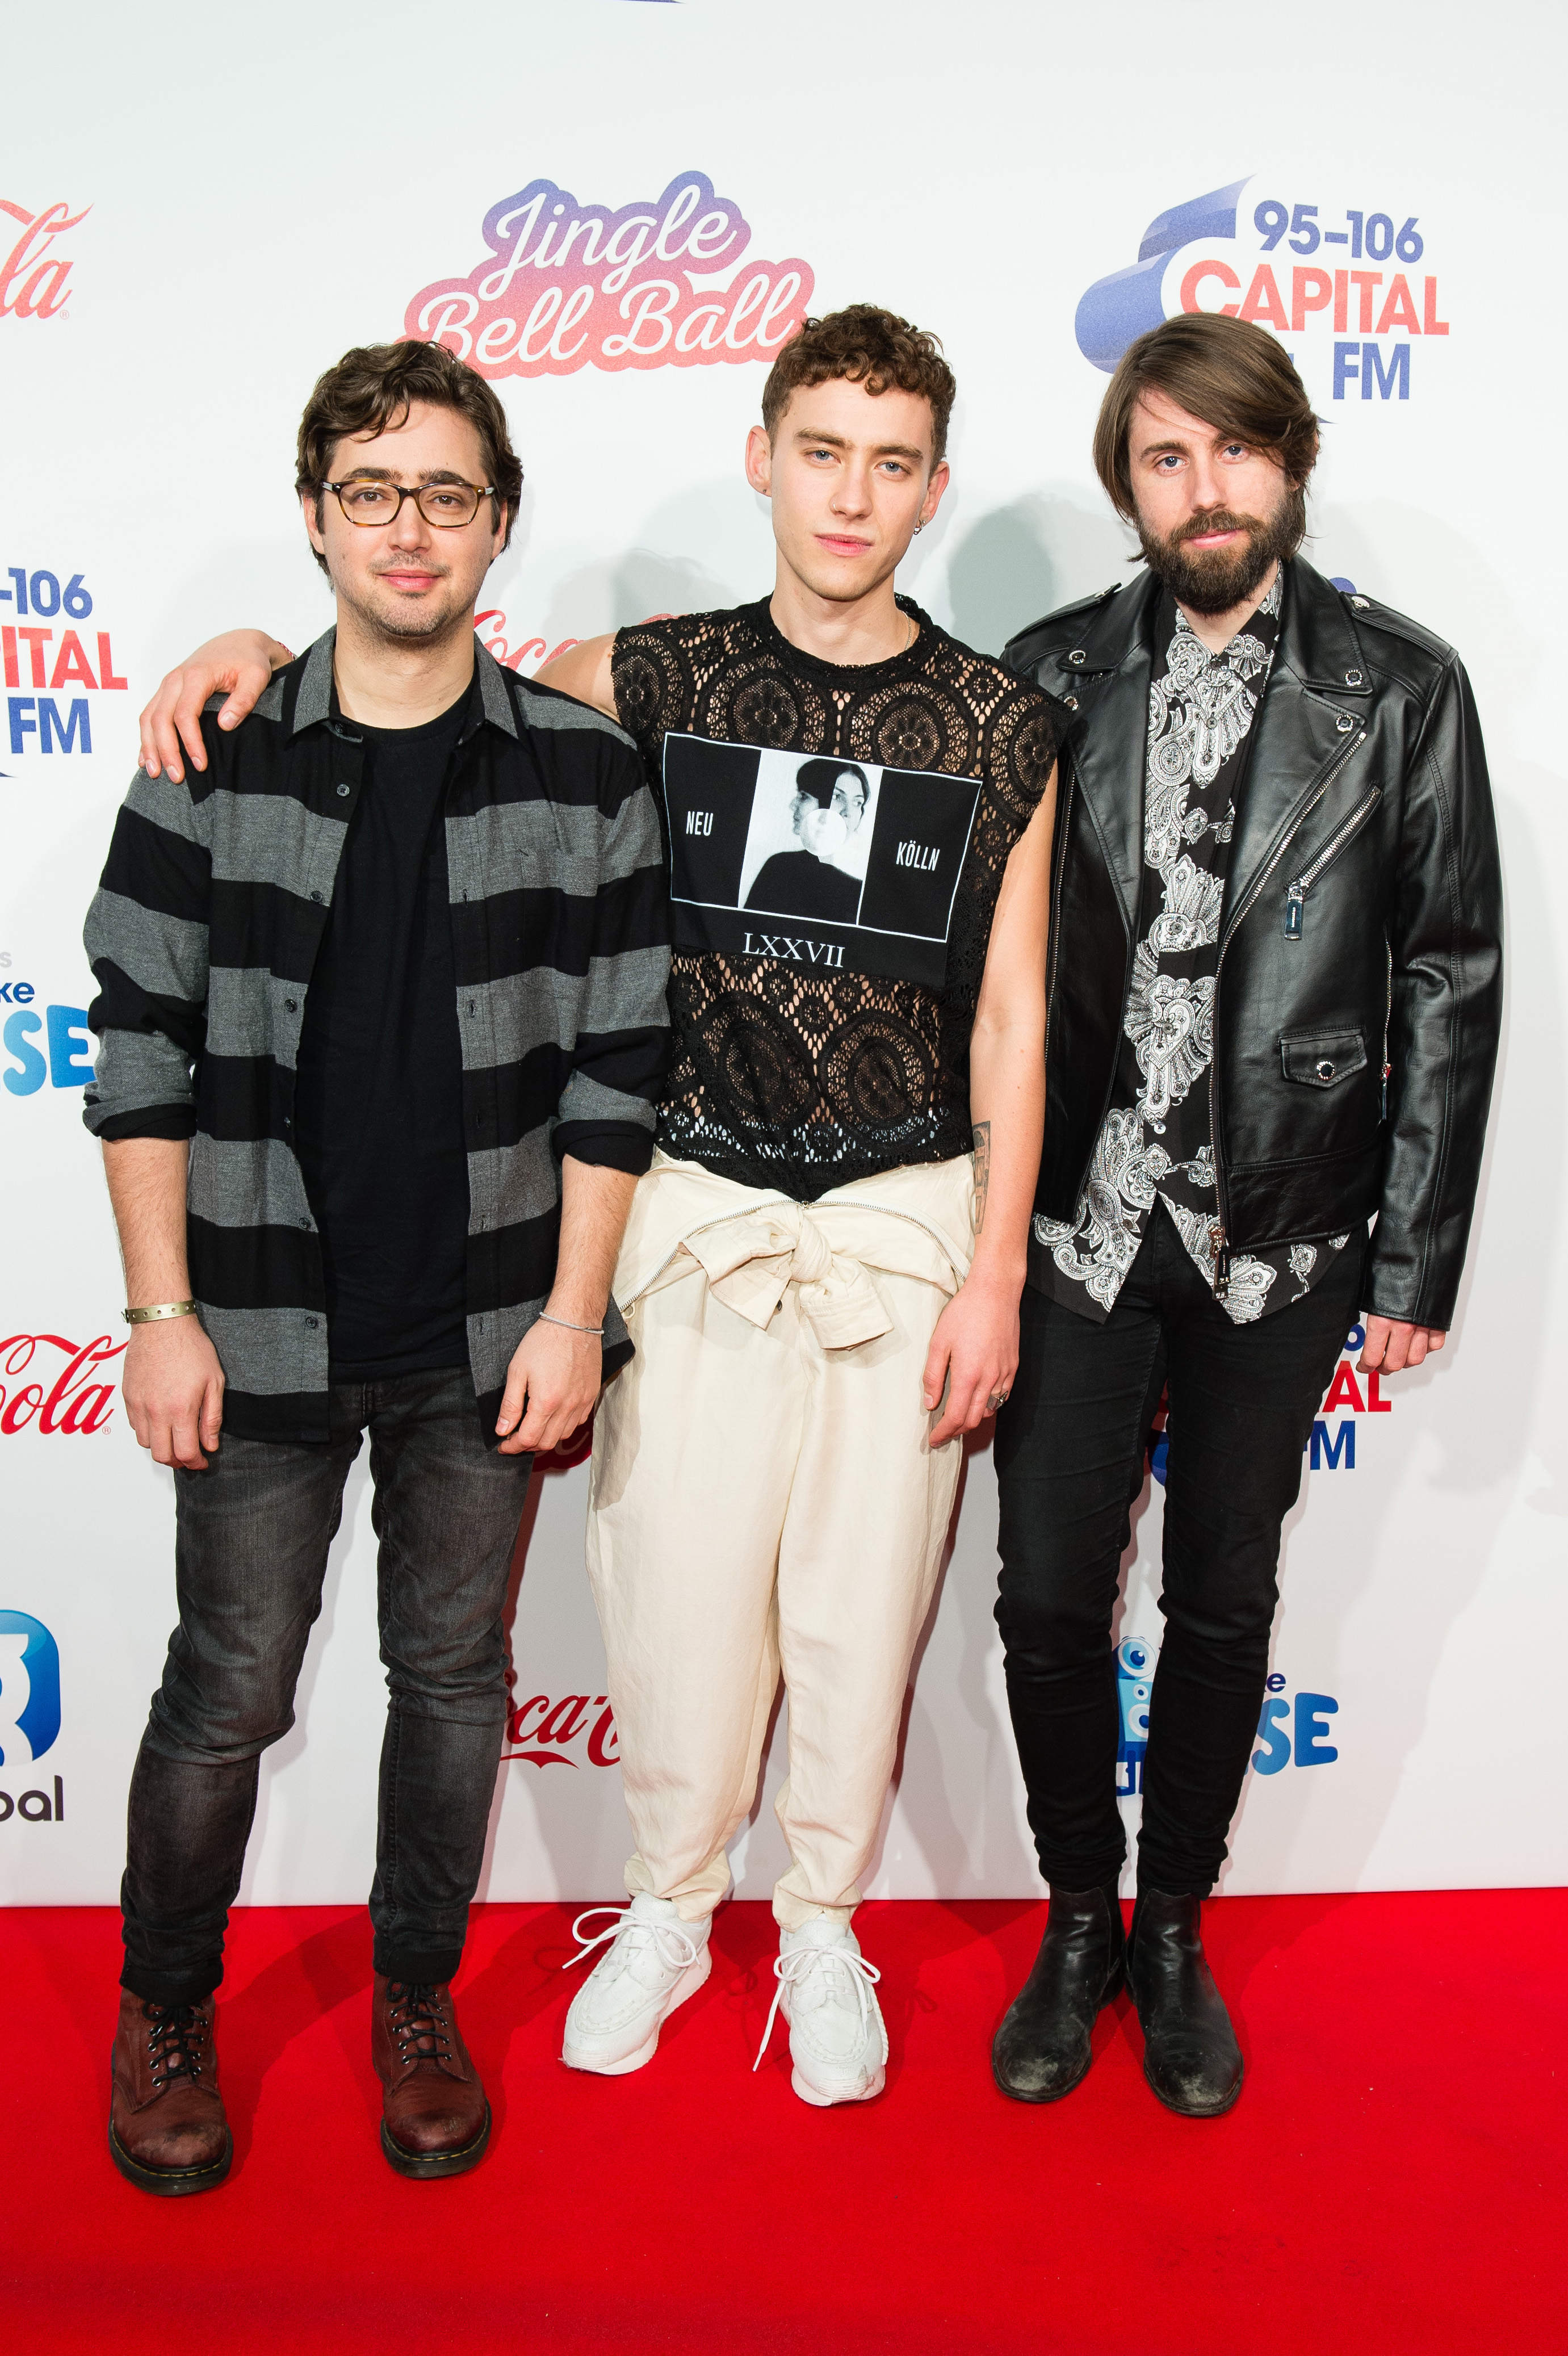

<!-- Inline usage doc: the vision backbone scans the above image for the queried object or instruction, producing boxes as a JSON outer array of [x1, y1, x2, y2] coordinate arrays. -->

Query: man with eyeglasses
[[83, 339, 669, 2192]]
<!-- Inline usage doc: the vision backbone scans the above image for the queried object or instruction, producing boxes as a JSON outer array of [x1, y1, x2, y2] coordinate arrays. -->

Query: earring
[[913, 521, 925, 535]]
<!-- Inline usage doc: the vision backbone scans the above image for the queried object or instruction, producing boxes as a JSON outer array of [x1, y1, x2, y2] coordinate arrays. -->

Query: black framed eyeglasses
[[321, 476, 496, 529]]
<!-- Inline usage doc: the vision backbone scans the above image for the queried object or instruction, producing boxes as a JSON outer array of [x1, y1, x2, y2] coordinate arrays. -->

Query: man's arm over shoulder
[[535, 633, 619, 722], [82, 740, 219, 1143], [1370, 648, 1503, 1328]]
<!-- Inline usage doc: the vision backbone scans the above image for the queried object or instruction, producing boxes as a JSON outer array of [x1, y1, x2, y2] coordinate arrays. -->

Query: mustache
[[1169, 510, 1267, 548]]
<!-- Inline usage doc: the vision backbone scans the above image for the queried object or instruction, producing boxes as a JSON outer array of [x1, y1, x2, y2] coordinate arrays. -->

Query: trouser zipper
[[1283, 786, 1382, 940]]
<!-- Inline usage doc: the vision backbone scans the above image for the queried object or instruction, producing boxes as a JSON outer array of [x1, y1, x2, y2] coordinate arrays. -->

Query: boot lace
[[386, 1982, 454, 2067], [753, 1939, 882, 2071], [564, 1904, 702, 1978], [144, 2001, 211, 2093]]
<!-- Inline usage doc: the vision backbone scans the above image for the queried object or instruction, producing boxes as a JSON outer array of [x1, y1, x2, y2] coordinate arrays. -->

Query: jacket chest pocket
[[1280, 1028, 1368, 1088]]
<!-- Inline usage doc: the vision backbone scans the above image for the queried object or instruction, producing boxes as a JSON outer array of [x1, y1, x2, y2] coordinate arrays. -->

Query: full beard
[[1138, 490, 1302, 616]]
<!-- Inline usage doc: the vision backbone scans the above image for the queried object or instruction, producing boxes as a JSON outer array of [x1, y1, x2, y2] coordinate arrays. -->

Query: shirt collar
[[288, 627, 519, 741]]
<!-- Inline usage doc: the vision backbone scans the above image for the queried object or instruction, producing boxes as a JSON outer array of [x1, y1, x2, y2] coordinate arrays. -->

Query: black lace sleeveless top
[[612, 596, 1066, 1200]]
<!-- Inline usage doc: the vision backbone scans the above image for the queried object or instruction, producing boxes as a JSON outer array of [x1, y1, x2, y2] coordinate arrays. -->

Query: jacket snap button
[[1063, 694, 1079, 709], [1068, 649, 1086, 665], [1316, 1059, 1335, 1080], [1335, 714, 1354, 733], [1344, 669, 1364, 686]]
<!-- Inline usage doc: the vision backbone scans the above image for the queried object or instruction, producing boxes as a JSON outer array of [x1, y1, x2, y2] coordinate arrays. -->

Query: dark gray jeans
[[120, 1370, 532, 2003]]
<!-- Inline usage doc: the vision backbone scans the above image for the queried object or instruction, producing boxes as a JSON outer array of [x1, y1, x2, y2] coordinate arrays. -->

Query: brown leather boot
[[108, 1989, 232, 2196], [371, 1976, 490, 2179]]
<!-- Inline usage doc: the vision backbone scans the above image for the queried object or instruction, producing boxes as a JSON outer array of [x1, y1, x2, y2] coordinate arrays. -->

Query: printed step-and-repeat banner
[[3, 1, 1563, 1908]]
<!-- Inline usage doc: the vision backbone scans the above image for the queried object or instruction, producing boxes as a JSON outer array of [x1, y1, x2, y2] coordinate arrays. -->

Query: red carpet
[[3, 1893, 1561, 2354]]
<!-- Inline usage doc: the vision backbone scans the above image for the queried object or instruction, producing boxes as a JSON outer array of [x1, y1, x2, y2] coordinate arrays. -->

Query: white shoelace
[[563, 1903, 703, 1977], [752, 1939, 882, 2070]]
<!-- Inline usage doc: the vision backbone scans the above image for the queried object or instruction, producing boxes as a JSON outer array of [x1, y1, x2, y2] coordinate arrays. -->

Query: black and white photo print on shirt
[[663, 735, 983, 988]]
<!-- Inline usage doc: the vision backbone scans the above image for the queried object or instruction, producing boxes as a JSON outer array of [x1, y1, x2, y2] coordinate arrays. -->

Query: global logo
[[0, 1610, 60, 1767], [1116, 1638, 1340, 1793], [407, 170, 814, 380], [1075, 175, 1448, 402]]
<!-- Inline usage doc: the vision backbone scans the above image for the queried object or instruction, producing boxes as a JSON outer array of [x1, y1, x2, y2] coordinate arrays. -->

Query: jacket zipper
[[1208, 724, 1368, 1298], [1282, 786, 1382, 941]]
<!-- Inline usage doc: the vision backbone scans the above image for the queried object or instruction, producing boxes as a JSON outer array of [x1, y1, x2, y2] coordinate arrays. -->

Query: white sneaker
[[754, 1914, 888, 2106], [561, 1894, 712, 2076]]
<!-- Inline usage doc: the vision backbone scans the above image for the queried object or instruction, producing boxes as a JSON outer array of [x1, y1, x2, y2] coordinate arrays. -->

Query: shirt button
[[283, 998, 298, 1013], [311, 890, 325, 903], [336, 783, 351, 798], [305, 1316, 319, 1330], [299, 1216, 311, 1229]]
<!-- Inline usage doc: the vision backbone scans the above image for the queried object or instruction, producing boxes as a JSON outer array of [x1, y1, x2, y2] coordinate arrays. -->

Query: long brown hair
[[1093, 313, 1319, 547]]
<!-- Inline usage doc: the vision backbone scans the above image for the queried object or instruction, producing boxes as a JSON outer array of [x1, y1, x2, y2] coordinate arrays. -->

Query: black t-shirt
[[294, 690, 471, 1380]]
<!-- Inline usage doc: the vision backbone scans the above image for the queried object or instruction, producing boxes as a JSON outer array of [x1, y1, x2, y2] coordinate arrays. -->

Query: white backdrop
[[3, 0, 1564, 1911]]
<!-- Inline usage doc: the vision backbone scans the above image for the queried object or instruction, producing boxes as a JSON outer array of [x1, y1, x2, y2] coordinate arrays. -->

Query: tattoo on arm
[[972, 1121, 991, 1236]]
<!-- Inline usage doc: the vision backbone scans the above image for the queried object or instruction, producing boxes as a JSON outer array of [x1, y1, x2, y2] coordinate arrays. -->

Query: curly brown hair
[[295, 339, 524, 575], [761, 305, 957, 466], [1093, 312, 1319, 547]]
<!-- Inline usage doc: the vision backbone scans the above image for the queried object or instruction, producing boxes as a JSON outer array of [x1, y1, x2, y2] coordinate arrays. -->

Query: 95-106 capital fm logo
[[0, 1610, 66, 1826], [3, 561, 129, 764], [407, 169, 814, 380], [1076, 174, 1449, 402]]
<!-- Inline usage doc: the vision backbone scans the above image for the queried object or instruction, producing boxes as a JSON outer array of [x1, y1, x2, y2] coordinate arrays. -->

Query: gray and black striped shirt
[[82, 630, 671, 1444]]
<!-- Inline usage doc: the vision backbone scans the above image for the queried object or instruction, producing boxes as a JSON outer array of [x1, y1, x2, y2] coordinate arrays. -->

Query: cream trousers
[[586, 1148, 975, 1930]]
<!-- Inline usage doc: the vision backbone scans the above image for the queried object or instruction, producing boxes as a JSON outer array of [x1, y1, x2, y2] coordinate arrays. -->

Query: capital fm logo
[[1, 197, 87, 322], [3, 558, 129, 766], [1076, 175, 1449, 403], [406, 170, 814, 380]]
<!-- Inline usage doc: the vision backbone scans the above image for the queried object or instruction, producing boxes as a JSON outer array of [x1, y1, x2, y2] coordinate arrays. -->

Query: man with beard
[[991, 312, 1501, 2118]]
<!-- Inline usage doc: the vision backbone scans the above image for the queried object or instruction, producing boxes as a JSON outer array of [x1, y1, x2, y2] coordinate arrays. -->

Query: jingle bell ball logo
[[1076, 175, 1449, 403], [406, 170, 815, 380]]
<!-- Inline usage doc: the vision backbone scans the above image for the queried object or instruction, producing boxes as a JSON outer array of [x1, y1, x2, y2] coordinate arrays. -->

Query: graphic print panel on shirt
[[663, 733, 983, 990]]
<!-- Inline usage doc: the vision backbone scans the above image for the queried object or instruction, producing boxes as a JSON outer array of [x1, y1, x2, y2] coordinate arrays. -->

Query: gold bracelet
[[123, 1301, 198, 1325]]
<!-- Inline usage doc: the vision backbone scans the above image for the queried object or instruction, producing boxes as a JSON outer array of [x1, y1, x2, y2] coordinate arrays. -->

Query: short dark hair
[[295, 339, 523, 575], [795, 757, 869, 808], [1093, 313, 1319, 542], [762, 306, 956, 466]]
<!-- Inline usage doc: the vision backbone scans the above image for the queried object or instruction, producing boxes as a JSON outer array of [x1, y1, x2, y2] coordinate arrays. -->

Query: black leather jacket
[[1003, 556, 1502, 1330]]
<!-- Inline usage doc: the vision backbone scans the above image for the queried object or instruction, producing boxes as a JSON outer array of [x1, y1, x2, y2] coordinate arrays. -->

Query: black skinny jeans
[[121, 1369, 532, 2004], [995, 1205, 1364, 1897]]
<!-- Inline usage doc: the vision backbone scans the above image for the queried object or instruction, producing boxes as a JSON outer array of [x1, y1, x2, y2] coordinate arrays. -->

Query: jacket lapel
[[1067, 571, 1160, 938], [1221, 559, 1372, 938]]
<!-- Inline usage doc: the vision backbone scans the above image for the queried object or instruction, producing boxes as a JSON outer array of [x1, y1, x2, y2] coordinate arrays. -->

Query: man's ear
[[301, 489, 326, 556], [745, 424, 773, 497], [919, 456, 951, 530]]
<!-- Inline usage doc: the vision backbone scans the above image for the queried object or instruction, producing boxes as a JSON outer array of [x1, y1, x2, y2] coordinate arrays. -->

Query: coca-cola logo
[[503, 1689, 619, 1770], [0, 1333, 124, 1436], [405, 170, 814, 380], [1, 199, 89, 322]]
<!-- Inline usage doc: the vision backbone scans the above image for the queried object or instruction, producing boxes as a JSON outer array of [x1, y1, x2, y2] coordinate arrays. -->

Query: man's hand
[[123, 1318, 226, 1470], [139, 630, 295, 782], [923, 1272, 1020, 1448], [496, 1318, 602, 1456], [1359, 1316, 1447, 1374]]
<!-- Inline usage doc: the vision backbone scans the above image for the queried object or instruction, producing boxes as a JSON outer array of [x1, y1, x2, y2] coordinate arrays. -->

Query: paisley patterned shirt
[[1034, 576, 1353, 1325]]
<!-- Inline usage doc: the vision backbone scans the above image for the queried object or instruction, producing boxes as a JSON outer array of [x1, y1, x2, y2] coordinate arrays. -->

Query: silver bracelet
[[537, 1310, 605, 1338], [124, 1301, 198, 1325]]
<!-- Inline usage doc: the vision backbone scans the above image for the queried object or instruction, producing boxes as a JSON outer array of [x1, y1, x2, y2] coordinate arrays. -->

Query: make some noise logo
[[406, 170, 815, 379], [0, 1610, 65, 1825], [1076, 174, 1448, 401], [1117, 1637, 1339, 1796]]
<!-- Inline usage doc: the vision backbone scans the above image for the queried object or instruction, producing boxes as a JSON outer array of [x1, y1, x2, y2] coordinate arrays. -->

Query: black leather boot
[[1127, 1889, 1243, 2116], [991, 1885, 1126, 2103]]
